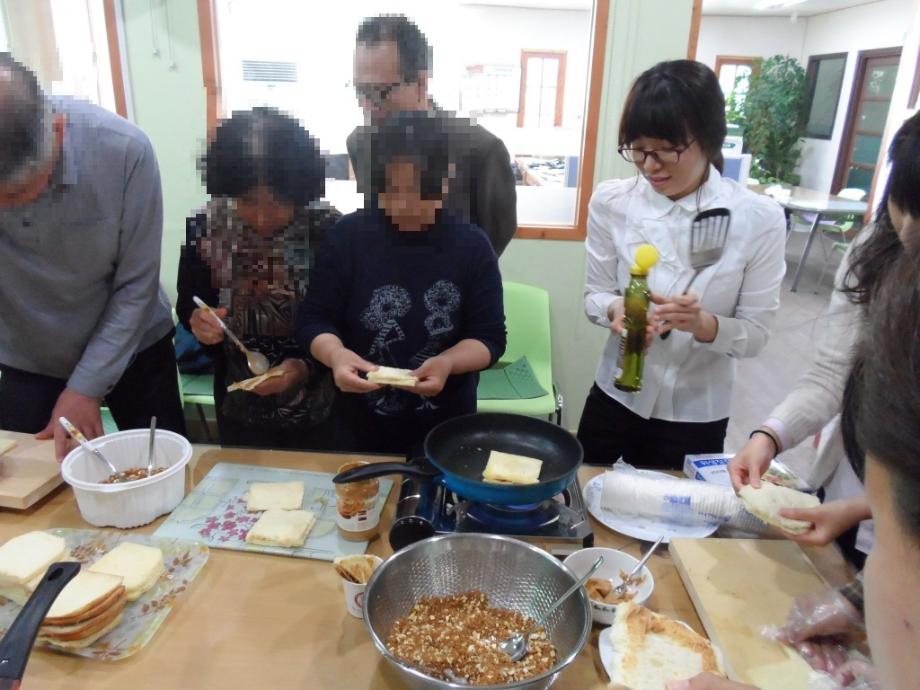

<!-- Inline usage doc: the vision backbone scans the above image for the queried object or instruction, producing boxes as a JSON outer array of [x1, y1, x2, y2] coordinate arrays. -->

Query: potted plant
[[742, 55, 807, 185]]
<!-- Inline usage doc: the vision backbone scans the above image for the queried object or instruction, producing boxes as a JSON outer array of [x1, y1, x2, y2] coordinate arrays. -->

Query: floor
[[726, 223, 846, 477]]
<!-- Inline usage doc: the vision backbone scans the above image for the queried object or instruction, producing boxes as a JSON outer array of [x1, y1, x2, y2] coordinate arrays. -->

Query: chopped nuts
[[386, 591, 557, 685]]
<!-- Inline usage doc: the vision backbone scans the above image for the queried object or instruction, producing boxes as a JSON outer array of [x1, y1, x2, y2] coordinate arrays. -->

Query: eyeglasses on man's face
[[355, 81, 403, 106], [617, 141, 695, 165]]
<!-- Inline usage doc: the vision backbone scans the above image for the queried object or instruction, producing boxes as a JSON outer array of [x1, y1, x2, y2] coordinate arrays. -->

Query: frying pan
[[0, 561, 80, 690], [333, 412, 583, 505]]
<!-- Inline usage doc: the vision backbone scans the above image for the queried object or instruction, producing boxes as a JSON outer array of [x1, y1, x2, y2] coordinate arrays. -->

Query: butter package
[[683, 453, 813, 493]]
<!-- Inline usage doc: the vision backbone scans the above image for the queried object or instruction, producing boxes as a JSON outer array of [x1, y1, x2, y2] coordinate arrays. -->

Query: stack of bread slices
[[0, 532, 165, 649], [0, 531, 72, 605]]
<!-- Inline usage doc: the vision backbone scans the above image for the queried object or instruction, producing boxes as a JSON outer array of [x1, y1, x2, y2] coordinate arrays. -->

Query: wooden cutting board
[[0, 431, 64, 510], [671, 538, 828, 690]]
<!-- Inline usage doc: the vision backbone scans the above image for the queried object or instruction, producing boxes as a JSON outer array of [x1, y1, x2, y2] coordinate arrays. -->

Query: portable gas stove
[[389, 452, 594, 558]]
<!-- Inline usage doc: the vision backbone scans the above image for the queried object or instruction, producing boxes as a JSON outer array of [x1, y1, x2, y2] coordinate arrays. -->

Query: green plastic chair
[[476, 281, 561, 423], [180, 373, 216, 442]]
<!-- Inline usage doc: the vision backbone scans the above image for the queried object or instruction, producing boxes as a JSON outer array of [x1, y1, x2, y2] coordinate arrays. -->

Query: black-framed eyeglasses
[[355, 81, 404, 106], [618, 140, 695, 165]]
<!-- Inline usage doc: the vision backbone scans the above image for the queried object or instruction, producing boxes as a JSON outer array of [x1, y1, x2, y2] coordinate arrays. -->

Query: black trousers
[[0, 332, 186, 436], [576, 383, 728, 470]]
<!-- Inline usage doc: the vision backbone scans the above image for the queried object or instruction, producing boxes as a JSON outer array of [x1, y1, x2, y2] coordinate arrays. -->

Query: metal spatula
[[660, 207, 731, 340]]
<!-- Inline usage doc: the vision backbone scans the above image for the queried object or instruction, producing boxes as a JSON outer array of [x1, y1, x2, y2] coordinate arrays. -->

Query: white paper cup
[[337, 555, 383, 619]]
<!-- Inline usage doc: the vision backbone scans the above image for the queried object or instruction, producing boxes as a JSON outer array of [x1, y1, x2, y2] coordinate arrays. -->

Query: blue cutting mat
[[153, 463, 393, 561]]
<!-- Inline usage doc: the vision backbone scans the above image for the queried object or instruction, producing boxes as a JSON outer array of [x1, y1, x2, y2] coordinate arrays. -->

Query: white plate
[[598, 619, 726, 682], [583, 471, 719, 543]]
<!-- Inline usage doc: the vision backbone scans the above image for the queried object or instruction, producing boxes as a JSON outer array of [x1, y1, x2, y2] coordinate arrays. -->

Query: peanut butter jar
[[334, 461, 381, 541]]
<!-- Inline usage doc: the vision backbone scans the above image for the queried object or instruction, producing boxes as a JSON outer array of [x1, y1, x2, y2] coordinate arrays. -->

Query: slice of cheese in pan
[[481, 451, 543, 485]]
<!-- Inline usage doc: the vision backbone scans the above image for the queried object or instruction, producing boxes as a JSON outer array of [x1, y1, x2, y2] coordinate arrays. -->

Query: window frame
[[517, 50, 566, 129], [714, 55, 759, 81], [101, 0, 129, 119], [196, 0, 610, 241], [801, 51, 847, 141]]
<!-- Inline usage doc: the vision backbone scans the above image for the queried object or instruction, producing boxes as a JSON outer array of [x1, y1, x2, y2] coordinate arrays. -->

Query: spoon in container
[[58, 417, 127, 483], [614, 536, 663, 595], [192, 296, 269, 376], [146, 416, 157, 478], [498, 555, 604, 663]]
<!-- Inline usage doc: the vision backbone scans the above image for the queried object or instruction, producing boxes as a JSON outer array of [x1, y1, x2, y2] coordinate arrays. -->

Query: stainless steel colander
[[363, 534, 591, 690]]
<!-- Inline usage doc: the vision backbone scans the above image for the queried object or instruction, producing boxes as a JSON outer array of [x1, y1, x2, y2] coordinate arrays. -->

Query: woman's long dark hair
[[618, 60, 726, 173], [842, 110, 920, 304], [841, 245, 920, 539]]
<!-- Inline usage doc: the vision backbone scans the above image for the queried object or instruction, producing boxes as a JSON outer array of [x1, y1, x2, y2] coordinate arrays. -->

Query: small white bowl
[[564, 547, 655, 625], [61, 429, 192, 529]]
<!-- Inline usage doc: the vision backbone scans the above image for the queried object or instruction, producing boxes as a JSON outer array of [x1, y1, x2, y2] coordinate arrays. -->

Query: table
[[751, 185, 868, 292], [0, 436, 851, 689]]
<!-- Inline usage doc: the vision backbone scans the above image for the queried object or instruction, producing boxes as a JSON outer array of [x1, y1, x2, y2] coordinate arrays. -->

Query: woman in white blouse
[[578, 60, 786, 469]]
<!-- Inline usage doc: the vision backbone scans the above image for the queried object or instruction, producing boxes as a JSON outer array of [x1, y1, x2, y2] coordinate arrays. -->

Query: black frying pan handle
[[0, 562, 80, 682], [333, 462, 439, 484]]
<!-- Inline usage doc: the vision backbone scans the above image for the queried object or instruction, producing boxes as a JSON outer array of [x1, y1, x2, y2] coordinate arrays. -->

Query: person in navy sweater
[[296, 113, 506, 453]]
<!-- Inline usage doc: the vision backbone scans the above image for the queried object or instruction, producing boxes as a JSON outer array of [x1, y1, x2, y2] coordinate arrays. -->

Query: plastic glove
[[762, 588, 864, 676], [833, 660, 880, 689], [775, 588, 864, 644]]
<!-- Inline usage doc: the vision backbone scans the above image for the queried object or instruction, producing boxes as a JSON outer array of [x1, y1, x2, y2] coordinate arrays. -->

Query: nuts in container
[[386, 590, 558, 685], [100, 467, 167, 484]]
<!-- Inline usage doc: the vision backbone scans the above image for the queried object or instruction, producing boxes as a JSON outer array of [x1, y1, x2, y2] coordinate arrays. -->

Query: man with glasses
[[0, 54, 185, 459], [347, 14, 517, 256]]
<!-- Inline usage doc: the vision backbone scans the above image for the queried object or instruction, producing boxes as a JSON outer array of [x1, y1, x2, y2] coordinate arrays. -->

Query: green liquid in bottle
[[614, 244, 659, 393]]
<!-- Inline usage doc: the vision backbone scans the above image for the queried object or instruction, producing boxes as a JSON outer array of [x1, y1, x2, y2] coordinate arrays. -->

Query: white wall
[[797, 0, 913, 192], [700, 0, 914, 193], [696, 15, 806, 69], [217, 1, 590, 159], [0, 3, 8, 52]]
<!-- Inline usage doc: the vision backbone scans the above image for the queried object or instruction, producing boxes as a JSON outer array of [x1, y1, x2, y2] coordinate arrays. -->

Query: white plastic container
[[564, 547, 654, 626], [61, 429, 192, 529]]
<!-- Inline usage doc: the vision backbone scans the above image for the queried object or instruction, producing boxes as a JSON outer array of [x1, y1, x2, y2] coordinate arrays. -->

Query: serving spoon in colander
[[498, 555, 604, 663]]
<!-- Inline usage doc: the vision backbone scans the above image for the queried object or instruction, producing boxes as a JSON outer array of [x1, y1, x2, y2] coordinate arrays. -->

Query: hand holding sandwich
[[310, 334, 380, 394], [249, 359, 310, 397], [409, 340, 493, 397]]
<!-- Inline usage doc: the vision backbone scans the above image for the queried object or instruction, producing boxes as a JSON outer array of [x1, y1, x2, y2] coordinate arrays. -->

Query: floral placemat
[[0, 529, 208, 661], [153, 463, 393, 561]]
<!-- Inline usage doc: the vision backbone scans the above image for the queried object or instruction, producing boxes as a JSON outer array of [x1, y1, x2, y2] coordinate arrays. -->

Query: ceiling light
[[754, 0, 807, 10]]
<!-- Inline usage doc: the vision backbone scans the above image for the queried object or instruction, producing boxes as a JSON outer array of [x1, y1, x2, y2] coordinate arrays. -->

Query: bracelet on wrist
[[749, 429, 780, 458]]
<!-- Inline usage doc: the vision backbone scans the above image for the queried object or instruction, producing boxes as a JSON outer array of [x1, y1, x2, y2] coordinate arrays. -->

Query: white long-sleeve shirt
[[584, 167, 787, 422]]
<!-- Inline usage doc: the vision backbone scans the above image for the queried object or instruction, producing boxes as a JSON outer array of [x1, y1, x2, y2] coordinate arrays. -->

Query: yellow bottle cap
[[630, 244, 659, 276]]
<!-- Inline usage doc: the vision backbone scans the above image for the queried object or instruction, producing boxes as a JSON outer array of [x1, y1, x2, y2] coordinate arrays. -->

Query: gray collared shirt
[[0, 96, 173, 398]]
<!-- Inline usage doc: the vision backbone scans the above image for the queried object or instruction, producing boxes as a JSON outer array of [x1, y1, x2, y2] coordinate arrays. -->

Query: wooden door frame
[[687, 0, 702, 60], [517, 50, 567, 128], [101, 0, 129, 119], [197, 0, 222, 140], [832, 46, 901, 193]]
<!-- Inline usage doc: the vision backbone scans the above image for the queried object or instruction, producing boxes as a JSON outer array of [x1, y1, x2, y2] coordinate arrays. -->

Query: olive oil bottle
[[615, 244, 659, 392]]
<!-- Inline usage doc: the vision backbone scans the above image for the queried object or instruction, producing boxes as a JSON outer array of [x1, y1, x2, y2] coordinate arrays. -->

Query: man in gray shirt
[[0, 54, 184, 459]]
